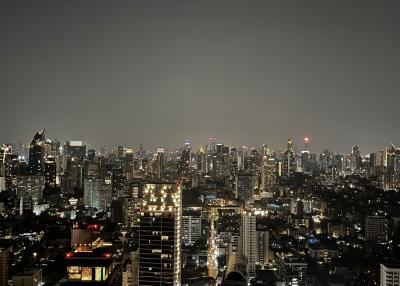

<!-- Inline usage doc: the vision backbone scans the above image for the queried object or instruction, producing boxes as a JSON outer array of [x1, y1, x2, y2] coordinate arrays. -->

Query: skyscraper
[[365, 215, 388, 243], [28, 129, 45, 175], [282, 138, 296, 177], [0, 247, 9, 286], [138, 182, 181, 285], [240, 211, 257, 278], [209, 137, 216, 153], [350, 145, 362, 173]]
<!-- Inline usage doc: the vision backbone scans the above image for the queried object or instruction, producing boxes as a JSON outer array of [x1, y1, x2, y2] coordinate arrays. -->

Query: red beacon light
[[65, 252, 73, 258], [102, 252, 111, 258]]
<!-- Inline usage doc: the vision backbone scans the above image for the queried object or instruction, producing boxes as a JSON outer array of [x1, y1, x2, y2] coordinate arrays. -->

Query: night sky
[[1, 1, 400, 153]]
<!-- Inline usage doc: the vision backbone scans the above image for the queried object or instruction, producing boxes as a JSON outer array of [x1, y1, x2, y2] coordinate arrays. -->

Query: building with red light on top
[[60, 224, 117, 285]]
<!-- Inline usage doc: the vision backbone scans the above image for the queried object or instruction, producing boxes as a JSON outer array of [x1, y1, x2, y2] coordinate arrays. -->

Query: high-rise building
[[16, 176, 45, 204], [275, 252, 307, 286], [209, 137, 216, 153], [365, 215, 388, 243], [29, 129, 45, 175], [0, 247, 9, 286], [44, 155, 56, 188], [350, 145, 362, 173], [260, 148, 277, 192], [65, 141, 86, 160], [380, 263, 400, 286], [240, 211, 257, 278], [155, 148, 166, 179], [237, 147, 245, 172], [257, 230, 269, 266], [182, 211, 202, 246], [235, 174, 253, 202], [282, 138, 296, 177], [84, 178, 111, 211], [87, 149, 96, 163], [138, 182, 181, 285]]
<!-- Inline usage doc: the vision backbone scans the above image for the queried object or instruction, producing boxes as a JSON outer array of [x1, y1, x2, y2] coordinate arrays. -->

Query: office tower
[[87, 149, 96, 162], [235, 174, 253, 202], [138, 182, 181, 286], [240, 211, 257, 278], [300, 137, 310, 173], [319, 149, 333, 174], [365, 215, 388, 242], [65, 141, 86, 160], [257, 230, 269, 266], [44, 155, 56, 188], [29, 129, 45, 175], [182, 211, 202, 246], [248, 148, 260, 175], [117, 145, 124, 159], [16, 176, 45, 204], [381, 263, 400, 286], [260, 148, 277, 192], [350, 145, 362, 173], [0, 177, 6, 192], [0, 247, 9, 286], [84, 178, 112, 211], [237, 147, 245, 172], [111, 167, 126, 199], [178, 146, 191, 178], [209, 137, 216, 152], [197, 147, 207, 173], [123, 197, 137, 228], [216, 143, 224, 155], [283, 138, 296, 177], [275, 252, 307, 286], [155, 148, 166, 179]]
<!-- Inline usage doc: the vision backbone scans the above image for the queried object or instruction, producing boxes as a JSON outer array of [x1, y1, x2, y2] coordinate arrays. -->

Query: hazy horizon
[[1, 1, 400, 154]]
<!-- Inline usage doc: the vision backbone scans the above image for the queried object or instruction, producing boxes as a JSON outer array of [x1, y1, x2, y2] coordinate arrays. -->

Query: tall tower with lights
[[138, 182, 181, 286], [282, 138, 296, 177]]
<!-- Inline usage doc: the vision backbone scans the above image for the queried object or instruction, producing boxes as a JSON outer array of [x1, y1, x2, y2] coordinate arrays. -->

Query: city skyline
[[1, 1, 400, 153], [5, 128, 400, 155]]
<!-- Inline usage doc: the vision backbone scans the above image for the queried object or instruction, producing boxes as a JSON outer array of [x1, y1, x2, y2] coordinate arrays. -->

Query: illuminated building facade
[[365, 215, 388, 243], [240, 211, 256, 278], [381, 263, 400, 286], [65, 224, 116, 285], [138, 182, 181, 286], [235, 174, 253, 202], [282, 138, 296, 178], [28, 129, 45, 175], [182, 212, 202, 246]]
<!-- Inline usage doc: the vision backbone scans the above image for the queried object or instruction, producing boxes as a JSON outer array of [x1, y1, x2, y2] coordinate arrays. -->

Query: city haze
[[1, 1, 400, 152]]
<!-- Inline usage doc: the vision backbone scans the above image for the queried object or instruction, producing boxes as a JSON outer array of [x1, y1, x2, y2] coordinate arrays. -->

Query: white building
[[381, 263, 400, 286], [240, 211, 257, 278], [182, 215, 201, 246]]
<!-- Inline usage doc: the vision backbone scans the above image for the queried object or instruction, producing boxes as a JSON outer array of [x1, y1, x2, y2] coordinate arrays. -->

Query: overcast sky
[[1, 0, 399, 153]]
